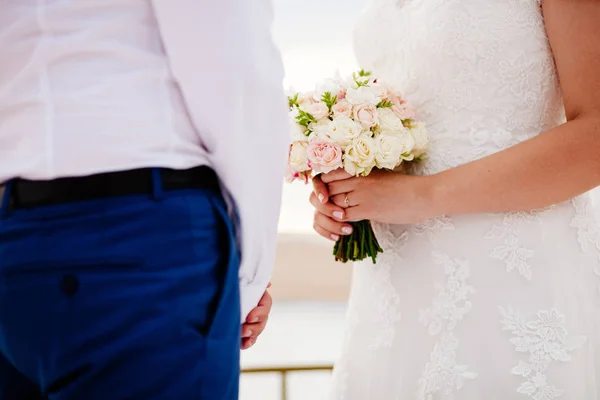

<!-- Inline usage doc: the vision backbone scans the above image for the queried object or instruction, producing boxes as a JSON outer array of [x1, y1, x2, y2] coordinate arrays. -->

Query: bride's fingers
[[312, 222, 340, 242], [330, 193, 358, 208], [314, 211, 354, 240], [328, 178, 358, 197], [309, 191, 346, 220], [321, 169, 353, 184], [312, 175, 329, 203]]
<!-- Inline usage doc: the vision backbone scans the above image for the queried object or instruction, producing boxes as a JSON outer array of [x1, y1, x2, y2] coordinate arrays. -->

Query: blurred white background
[[240, 1, 365, 399]]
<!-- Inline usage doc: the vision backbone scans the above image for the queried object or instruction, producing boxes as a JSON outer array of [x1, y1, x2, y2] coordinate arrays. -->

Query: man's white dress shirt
[[0, 0, 289, 321]]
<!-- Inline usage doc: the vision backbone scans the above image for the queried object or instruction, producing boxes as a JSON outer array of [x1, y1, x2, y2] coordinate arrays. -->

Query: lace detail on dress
[[485, 210, 548, 280], [412, 216, 455, 242], [330, 309, 361, 400], [367, 224, 407, 349], [499, 307, 587, 399], [418, 252, 477, 396], [570, 196, 600, 292], [329, 0, 600, 397], [571, 197, 600, 257]]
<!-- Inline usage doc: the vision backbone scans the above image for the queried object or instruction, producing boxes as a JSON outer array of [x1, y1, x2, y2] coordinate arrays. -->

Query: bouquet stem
[[333, 220, 383, 264]]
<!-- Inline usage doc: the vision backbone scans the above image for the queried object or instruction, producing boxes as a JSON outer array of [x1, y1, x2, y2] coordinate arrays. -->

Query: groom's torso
[[0, 0, 208, 183], [0, 0, 290, 321]]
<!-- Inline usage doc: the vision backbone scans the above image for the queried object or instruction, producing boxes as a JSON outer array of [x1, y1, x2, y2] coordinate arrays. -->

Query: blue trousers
[[0, 179, 241, 399]]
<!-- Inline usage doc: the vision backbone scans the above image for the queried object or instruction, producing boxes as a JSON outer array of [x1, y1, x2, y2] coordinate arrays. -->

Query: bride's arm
[[428, 0, 600, 217], [310, 1, 600, 234]]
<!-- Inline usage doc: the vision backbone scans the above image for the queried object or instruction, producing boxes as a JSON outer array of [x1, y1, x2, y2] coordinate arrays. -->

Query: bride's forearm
[[428, 114, 600, 217]]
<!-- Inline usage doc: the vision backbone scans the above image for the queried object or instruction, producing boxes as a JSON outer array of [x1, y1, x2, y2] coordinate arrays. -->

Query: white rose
[[369, 82, 390, 98], [288, 141, 311, 172], [326, 116, 364, 147], [346, 85, 380, 105], [308, 119, 331, 140], [331, 100, 353, 118], [377, 108, 406, 134], [344, 134, 377, 176], [290, 119, 309, 142], [375, 133, 415, 169], [410, 122, 429, 156], [305, 101, 330, 120], [289, 107, 300, 120]]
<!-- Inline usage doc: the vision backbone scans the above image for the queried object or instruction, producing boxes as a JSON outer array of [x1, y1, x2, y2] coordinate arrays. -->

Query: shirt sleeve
[[150, 0, 289, 319]]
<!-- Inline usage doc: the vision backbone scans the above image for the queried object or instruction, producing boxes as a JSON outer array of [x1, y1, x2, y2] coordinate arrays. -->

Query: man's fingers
[[242, 321, 268, 339], [309, 192, 346, 220], [246, 304, 269, 324], [241, 337, 256, 350], [321, 169, 353, 184], [312, 175, 329, 204]]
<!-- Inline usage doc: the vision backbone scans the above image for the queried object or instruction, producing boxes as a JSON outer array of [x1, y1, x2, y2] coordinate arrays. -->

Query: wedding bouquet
[[286, 70, 428, 263]]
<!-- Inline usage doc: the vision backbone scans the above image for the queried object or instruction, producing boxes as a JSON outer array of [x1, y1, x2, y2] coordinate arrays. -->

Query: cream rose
[[377, 108, 406, 134], [288, 141, 311, 172], [375, 133, 416, 169], [344, 134, 377, 176], [410, 122, 429, 157], [331, 100, 353, 118], [346, 85, 380, 106], [285, 164, 311, 184], [297, 92, 316, 109], [307, 140, 343, 174], [308, 119, 331, 140], [353, 104, 379, 129], [305, 101, 330, 120], [326, 116, 364, 147]]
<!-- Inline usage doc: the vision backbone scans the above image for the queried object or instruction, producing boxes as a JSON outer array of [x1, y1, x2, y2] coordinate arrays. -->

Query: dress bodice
[[353, 0, 564, 174]]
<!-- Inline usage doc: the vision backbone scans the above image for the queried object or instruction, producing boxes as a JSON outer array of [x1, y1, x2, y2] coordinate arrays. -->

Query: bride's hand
[[312, 169, 438, 227], [309, 173, 356, 241]]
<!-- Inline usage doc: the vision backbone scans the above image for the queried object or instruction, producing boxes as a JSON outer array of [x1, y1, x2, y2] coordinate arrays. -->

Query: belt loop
[[151, 168, 164, 201], [0, 181, 13, 218]]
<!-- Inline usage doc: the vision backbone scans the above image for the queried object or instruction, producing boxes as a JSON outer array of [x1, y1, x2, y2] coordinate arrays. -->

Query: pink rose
[[307, 140, 343, 174], [285, 164, 312, 184], [353, 103, 379, 129], [306, 102, 330, 120], [337, 90, 346, 100], [387, 92, 415, 120], [331, 100, 352, 118]]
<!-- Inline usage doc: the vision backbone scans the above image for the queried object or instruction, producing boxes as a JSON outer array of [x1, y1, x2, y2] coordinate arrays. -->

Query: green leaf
[[295, 109, 317, 128], [376, 99, 393, 108], [321, 91, 338, 111], [288, 93, 299, 109], [352, 70, 372, 88]]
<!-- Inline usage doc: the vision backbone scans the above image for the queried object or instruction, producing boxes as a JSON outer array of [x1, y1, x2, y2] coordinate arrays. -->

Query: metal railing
[[242, 364, 334, 400]]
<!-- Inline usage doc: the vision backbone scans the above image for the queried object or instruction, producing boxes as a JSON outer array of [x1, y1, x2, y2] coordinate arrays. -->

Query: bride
[[309, 0, 600, 398]]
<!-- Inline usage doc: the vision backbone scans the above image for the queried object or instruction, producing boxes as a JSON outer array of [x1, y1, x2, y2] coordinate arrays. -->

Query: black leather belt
[[4, 166, 219, 210]]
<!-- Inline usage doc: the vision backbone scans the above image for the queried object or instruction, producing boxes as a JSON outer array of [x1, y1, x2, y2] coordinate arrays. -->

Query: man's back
[[0, 0, 206, 183], [0, 1, 288, 399]]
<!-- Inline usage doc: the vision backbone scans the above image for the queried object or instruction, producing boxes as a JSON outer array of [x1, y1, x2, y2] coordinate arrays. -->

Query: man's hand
[[241, 283, 273, 350]]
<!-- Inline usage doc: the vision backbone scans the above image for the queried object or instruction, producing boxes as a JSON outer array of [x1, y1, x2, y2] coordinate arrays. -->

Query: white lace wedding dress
[[329, 1, 600, 399]]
